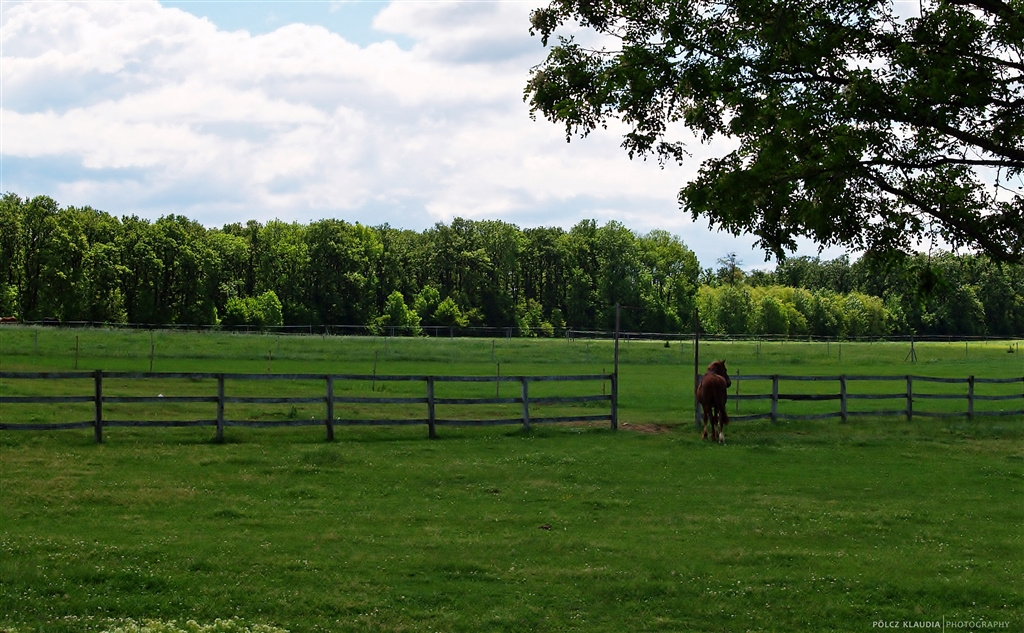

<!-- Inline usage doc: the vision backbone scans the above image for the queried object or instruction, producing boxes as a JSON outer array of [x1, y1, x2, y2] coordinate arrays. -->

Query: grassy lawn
[[1, 328, 1022, 632]]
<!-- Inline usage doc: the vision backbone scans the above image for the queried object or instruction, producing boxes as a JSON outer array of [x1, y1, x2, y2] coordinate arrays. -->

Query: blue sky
[[161, 1, 396, 45], [1, 0, 848, 270]]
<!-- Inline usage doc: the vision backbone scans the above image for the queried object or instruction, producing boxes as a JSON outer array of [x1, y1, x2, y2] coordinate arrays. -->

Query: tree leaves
[[525, 0, 1024, 263]]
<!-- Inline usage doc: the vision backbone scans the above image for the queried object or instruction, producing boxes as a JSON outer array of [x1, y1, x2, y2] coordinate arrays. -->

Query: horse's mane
[[706, 360, 727, 375]]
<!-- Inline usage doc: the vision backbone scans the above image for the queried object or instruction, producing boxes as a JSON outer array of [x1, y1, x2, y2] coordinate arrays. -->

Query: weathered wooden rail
[[695, 373, 1024, 426], [0, 371, 618, 442]]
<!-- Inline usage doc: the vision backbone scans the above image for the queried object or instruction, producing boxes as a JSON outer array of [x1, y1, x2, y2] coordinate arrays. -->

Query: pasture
[[1, 327, 1022, 633]]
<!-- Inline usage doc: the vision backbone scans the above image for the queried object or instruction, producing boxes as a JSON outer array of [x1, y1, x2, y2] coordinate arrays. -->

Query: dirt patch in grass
[[621, 422, 672, 434]]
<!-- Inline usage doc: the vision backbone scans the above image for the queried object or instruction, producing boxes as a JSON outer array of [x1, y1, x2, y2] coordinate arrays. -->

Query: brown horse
[[696, 360, 731, 443]]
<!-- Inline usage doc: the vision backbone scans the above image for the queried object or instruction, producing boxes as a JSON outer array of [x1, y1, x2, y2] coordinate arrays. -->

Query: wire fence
[[7, 319, 1024, 346]]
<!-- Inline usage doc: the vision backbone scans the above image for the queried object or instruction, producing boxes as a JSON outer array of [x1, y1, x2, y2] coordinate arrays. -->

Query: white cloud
[[0, 0, 778, 267], [373, 0, 539, 63]]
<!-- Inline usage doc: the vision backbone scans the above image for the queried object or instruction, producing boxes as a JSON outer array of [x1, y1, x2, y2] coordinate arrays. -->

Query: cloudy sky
[[1, 0, 847, 269]]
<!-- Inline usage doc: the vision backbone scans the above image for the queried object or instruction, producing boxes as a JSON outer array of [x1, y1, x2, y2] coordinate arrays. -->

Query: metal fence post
[[694, 373, 702, 429]]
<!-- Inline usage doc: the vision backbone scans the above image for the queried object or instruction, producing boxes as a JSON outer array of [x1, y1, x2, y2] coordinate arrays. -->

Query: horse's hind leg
[[707, 408, 718, 443], [700, 404, 710, 440]]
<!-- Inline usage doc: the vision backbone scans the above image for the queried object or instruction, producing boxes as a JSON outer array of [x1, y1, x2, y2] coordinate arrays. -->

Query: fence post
[[694, 373, 702, 429], [967, 375, 974, 420], [426, 376, 436, 439], [771, 375, 779, 424], [610, 371, 618, 431], [93, 369, 103, 444], [840, 375, 847, 424], [521, 377, 531, 431], [216, 374, 225, 443], [906, 375, 913, 421], [325, 375, 335, 442]]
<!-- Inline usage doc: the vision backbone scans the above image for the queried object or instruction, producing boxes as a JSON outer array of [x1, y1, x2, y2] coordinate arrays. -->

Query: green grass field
[[1, 327, 1022, 633]]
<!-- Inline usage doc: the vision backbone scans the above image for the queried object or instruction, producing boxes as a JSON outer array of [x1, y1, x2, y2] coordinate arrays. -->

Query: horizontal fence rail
[[0, 371, 618, 442], [695, 373, 1024, 426]]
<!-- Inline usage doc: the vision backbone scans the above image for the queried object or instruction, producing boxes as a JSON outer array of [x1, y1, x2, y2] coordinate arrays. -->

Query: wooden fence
[[695, 373, 1024, 425], [0, 371, 617, 442]]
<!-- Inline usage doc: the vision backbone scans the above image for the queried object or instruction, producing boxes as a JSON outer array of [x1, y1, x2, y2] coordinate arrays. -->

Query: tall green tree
[[18, 195, 62, 320], [424, 219, 474, 307], [0, 194, 24, 316], [254, 221, 312, 325], [373, 225, 427, 315], [118, 216, 164, 325], [752, 291, 790, 336], [476, 219, 523, 327], [69, 207, 128, 323], [305, 219, 381, 326], [521, 225, 568, 315], [697, 284, 752, 335], [0, 195, 24, 286], [220, 220, 264, 297], [850, 251, 1023, 335], [151, 215, 218, 325], [635, 229, 700, 332], [715, 253, 746, 287], [206, 228, 249, 318], [526, 0, 1024, 263], [78, 242, 127, 323], [594, 221, 642, 329], [968, 257, 1024, 335], [562, 220, 601, 329]]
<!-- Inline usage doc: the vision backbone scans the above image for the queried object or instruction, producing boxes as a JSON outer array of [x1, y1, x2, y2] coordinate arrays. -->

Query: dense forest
[[1, 194, 1021, 337]]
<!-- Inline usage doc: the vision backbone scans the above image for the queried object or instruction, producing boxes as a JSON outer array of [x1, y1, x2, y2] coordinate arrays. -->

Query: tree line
[[704, 252, 1023, 338], [1, 194, 1021, 338]]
